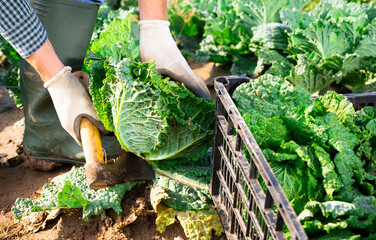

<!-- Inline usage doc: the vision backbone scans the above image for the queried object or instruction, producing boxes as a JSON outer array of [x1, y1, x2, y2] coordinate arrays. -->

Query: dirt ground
[[0, 62, 231, 240]]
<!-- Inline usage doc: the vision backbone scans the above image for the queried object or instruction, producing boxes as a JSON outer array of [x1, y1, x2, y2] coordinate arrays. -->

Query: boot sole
[[21, 150, 85, 171]]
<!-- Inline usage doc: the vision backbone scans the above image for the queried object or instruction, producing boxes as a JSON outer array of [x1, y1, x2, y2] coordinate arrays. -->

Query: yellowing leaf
[[155, 203, 223, 240]]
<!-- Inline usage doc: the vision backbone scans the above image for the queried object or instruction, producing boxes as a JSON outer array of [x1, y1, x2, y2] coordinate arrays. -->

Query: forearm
[[25, 39, 64, 83], [138, 0, 167, 20]]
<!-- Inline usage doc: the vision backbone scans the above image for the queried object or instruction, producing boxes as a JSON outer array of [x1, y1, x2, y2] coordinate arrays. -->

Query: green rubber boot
[[20, 0, 121, 170]]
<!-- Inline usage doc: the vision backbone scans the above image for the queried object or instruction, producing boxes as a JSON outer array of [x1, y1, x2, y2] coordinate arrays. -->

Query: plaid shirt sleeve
[[0, 0, 48, 58]]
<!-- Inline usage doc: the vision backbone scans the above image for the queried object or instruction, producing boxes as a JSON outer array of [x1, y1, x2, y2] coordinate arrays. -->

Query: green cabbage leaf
[[12, 167, 137, 221]]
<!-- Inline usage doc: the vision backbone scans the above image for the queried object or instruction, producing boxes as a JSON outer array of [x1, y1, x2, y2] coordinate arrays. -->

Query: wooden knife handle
[[80, 117, 104, 164]]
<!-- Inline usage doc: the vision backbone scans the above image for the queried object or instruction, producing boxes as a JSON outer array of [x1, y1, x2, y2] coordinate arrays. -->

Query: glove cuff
[[44, 66, 72, 88], [138, 20, 170, 27]]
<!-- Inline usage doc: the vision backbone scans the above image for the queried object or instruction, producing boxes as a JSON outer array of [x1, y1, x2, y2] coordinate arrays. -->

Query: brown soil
[[0, 63, 231, 240]]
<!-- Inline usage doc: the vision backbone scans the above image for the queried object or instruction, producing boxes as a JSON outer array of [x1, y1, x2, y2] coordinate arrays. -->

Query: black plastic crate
[[343, 92, 376, 110], [210, 76, 376, 240], [210, 76, 307, 240]]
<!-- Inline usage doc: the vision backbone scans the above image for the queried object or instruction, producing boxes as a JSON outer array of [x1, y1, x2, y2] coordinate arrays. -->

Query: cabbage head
[[85, 12, 214, 161]]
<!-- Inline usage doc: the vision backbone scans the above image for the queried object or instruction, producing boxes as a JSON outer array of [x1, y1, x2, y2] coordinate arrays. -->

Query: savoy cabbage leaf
[[287, 53, 340, 94], [255, 48, 294, 78], [354, 22, 376, 58], [149, 148, 212, 190], [152, 175, 211, 211], [281, 8, 316, 29], [270, 161, 304, 201], [233, 74, 312, 118], [354, 106, 376, 128], [244, 114, 290, 150], [289, 20, 353, 59], [298, 196, 376, 236], [168, 0, 207, 38], [312, 143, 341, 200], [12, 167, 137, 221], [314, 91, 355, 123], [251, 23, 291, 50], [354, 106, 376, 167]]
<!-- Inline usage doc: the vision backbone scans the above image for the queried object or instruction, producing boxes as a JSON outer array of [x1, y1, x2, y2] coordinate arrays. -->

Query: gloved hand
[[44, 66, 107, 145], [138, 20, 211, 100]]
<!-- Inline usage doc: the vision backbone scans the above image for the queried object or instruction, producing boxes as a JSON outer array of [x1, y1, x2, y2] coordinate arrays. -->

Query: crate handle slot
[[216, 76, 230, 85], [235, 134, 243, 152], [264, 190, 274, 209], [249, 159, 258, 179], [276, 211, 284, 232]]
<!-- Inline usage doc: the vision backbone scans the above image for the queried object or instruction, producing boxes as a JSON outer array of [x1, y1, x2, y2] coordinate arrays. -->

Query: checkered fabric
[[0, 0, 48, 58]]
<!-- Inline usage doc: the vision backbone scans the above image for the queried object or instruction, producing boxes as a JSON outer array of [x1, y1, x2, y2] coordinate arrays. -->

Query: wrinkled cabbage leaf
[[12, 167, 137, 221]]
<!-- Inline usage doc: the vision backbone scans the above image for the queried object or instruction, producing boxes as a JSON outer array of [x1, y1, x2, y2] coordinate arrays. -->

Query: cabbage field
[[1, 0, 376, 239]]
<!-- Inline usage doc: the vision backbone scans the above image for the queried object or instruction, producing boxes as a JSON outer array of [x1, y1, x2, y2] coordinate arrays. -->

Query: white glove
[[44, 66, 107, 145], [138, 20, 211, 100]]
